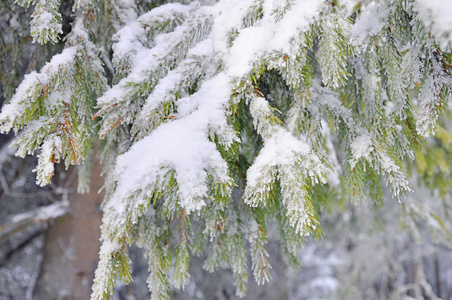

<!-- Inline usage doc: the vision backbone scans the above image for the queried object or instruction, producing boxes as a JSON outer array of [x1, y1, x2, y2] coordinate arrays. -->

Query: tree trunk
[[33, 160, 104, 300]]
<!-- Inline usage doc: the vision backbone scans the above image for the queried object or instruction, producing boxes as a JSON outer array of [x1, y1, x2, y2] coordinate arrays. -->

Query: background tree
[[1, 0, 452, 299]]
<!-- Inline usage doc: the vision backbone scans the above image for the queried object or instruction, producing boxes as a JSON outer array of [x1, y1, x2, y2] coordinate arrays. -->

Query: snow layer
[[0, 47, 77, 133], [225, 0, 323, 77], [350, 133, 373, 168], [352, 1, 390, 45], [109, 74, 234, 214], [415, 0, 452, 49]]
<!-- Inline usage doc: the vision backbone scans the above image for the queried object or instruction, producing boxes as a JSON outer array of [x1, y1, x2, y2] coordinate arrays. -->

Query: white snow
[[33, 135, 63, 186], [352, 1, 390, 45], [414, 0, 452, 49], [246, 127, 311, 188], [211, 0, 258, 57], [0, 47, 77, 133], [226, 26, 268, 77], [108, 74, 234, 214], [138, 36, 215, 120], [225, 0, 323, 78], [349, 133, 374, 168]]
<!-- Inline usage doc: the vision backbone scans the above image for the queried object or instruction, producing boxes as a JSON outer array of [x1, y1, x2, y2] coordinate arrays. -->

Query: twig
[[0, 229, 45, 268], [0, 201, 69, 243]]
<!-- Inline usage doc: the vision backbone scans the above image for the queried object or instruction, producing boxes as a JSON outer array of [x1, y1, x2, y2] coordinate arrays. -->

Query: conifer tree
[[1, 0, 452, 299]]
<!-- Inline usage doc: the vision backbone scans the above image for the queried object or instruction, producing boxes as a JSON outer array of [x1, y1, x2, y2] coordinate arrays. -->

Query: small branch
[[0, 229, 45, 268], [0, 201, 69, 243]]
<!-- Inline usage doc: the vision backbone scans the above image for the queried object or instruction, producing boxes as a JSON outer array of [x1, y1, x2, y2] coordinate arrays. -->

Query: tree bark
[[33, 160, 104, 300]]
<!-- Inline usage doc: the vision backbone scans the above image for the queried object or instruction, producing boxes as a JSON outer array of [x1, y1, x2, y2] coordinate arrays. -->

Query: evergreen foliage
[[1, 0, 452, 299]]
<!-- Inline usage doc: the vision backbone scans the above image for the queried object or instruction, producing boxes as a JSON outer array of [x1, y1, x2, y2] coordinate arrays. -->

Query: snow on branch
[[0, 15, 107, 186], [14, 0, 63, 44]]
